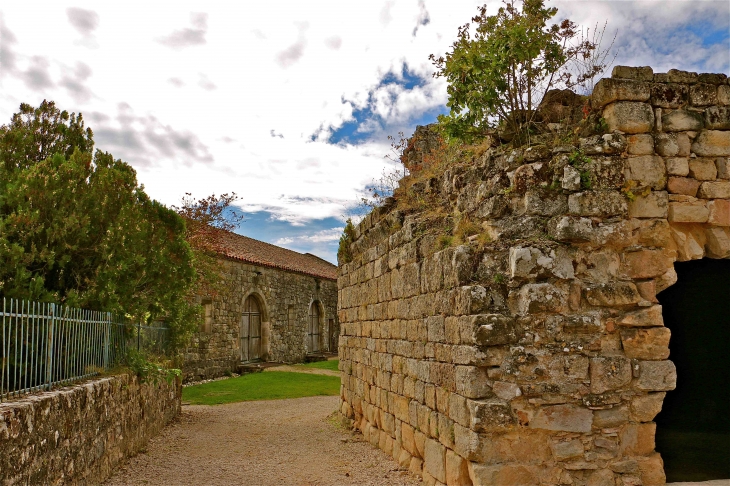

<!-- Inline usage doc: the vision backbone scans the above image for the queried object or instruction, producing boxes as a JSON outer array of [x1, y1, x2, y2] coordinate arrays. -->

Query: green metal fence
[[0, 297, 168, 402]]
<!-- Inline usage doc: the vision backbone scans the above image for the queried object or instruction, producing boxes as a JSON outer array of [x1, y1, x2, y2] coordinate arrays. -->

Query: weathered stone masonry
[[0, 374, 180, 485], [338, 67, 729, 485]]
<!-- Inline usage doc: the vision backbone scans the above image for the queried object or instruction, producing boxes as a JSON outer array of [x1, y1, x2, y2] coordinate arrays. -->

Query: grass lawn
[[295, 359, 339, 372], [182, 371, 340, 405]]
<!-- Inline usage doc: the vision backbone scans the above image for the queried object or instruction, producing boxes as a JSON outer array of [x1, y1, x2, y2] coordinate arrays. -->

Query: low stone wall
[[338, 67, 729, 485], [0, 374, 181, 485]]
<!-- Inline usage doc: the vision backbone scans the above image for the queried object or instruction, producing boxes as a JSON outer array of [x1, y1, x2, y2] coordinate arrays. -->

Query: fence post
[[46, 303, 55, 390], [103, 312, 110, 370]]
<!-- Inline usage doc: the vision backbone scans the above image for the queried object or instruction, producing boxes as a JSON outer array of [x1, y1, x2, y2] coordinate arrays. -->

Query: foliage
[[0, 100, 197, 351], [430, 0, 608, 143], [182, 371, 340, 405], [337, 219, 356, 265], [126, 349, 181, 385]]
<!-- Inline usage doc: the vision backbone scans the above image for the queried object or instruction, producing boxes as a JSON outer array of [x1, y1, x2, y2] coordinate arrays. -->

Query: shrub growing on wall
[[430, 0, 606, 144]]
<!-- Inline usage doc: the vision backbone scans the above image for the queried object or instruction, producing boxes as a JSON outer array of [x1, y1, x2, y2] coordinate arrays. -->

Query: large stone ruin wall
[[337, 67, 730, 485]]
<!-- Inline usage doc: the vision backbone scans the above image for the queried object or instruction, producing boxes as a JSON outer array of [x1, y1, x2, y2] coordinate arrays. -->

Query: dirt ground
[[104, 394, 421, 486]]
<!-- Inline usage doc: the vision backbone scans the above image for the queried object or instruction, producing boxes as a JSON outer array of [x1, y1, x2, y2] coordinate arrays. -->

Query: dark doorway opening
[[656, 259, 730, 482]]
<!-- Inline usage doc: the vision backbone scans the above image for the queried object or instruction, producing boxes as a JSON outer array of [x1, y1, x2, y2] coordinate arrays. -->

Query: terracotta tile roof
[[213, 228, 337, 281]]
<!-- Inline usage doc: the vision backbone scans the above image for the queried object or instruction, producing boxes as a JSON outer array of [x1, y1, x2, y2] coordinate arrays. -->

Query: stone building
[[337, 67, 730, 484], [184, 228, 338, 381]]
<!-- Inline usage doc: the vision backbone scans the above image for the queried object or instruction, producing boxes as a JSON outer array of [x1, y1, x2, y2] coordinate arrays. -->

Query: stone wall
[[184, 258, 338, 381], [0, 374, 180, 485], [337, 67, 729, 485]]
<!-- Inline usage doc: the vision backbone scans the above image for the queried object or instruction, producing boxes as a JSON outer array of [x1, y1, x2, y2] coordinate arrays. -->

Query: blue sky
[[1, 1, 729, 263]]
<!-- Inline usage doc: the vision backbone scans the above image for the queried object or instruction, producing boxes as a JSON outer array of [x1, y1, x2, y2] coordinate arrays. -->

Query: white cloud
[[0, 0, 728, 253]]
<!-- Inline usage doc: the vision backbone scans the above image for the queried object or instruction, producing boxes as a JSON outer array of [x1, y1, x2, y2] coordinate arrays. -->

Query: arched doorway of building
[[241, 295, 262, 362], [308, 302, 321, 353], [656, 258, 730, 482]]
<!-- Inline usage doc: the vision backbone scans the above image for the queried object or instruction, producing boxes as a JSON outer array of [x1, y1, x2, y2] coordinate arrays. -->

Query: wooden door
[[309, 304, 320, 352], [241, 296, 261, 362]]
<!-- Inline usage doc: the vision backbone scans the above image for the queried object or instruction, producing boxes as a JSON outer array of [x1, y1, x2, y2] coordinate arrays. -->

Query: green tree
[[0, 101, 197, 350], [430, 0, 602, 143]]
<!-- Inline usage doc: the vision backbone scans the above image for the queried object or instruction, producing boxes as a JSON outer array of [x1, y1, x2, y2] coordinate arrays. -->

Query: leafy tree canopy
[[431, 0, 605, 143], [0, 100, 197, 350]]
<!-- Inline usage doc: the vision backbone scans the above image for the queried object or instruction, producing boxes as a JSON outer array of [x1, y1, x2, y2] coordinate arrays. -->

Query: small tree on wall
[[430, 0, 609, 144]]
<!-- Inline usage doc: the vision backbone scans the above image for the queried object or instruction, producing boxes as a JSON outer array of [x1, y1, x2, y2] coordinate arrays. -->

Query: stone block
[[717, 157, 729, 179], [671, 225, 706, 261], [550, 438, 584, 460], [666, 157, 689, 176], [473, 314, 519, 346], [587, 470, 616, 486], [698, 73, 728, 84], [705, 105, 730, 129], [666, 69, 698, 84], [592, 78, 650, 108], [563, 165, 581, 191], [455, 366, 491, 399], [593, 405, 629, 428], [453, 424, 481, 461], [636, 280, 659, 303], [651, 83, 688, 108], [604, 102, 654, 133], [654, 132, 690, 157], [508, 246, 574, 279], [620, 423, 656, 456], [705, 227, 730, 258], [620, 327, 671, 360], [580, 133, 628, 156], [590, 357, 633, 394], [409, 457, 424, 477], [621, 249, 672, 279], [636, 453, 666, 486], [398, 449, 413, 468], [630, 393, 666, 422], [445, 450, 471, 486], [612, 65, 654, 81], [619, 305, 664, 327], [719, 85, 730, 105], [689, 158, 718, 180], [698, 181, 730, 198], [708, 199, 730, 226], [668, 201, 709, 223], [661, 109, 703, 131], [424, 438, 447, 484], [692, 130, 730, 156], [636, 360, 677, 391], [492, 381, 521, 401], [468, 399, 516, 432], [627, 155, 666, 190], [667, 177, 701, 196], [584, 282, 641, 306], [568, 191, 627, 217], [690, 83, 719, 106], [468, 464, 539, 486], [513, 162, 551, 193], [511, 283, 566, 315], [627, 134, 655, 155], [628, 191, 668, 218], [530, 404, 593, 433], [524, 189, 568, 216], [638, 217, 671, 246]]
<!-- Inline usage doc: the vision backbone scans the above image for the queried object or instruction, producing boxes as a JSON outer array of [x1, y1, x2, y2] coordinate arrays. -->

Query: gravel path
[[104, 395, 421, 486]]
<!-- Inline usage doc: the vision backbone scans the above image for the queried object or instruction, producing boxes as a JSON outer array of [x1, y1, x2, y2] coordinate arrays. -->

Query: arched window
[[308, 302, 321, 353], [241, 295, 262, 362]]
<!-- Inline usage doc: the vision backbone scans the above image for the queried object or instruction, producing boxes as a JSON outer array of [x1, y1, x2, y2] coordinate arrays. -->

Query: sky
[[1, 1, 728, 263]]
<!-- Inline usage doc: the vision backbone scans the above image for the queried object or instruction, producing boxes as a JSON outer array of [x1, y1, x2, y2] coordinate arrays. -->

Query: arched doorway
[[656, 259, 730, 481], [241, 295, 262, 362], [308, 302, 321, 353]]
